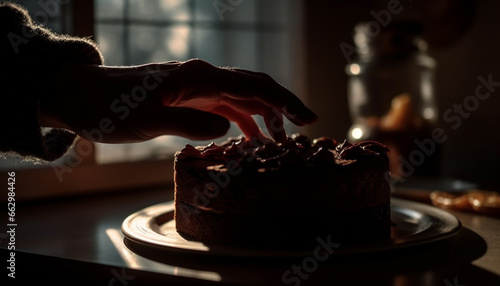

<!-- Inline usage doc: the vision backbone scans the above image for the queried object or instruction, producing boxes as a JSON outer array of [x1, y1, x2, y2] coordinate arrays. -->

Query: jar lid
[[353, 22, 427, 59]]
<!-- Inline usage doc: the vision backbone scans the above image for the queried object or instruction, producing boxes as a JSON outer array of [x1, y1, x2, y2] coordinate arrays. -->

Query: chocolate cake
[[174, 134, 391, 246]]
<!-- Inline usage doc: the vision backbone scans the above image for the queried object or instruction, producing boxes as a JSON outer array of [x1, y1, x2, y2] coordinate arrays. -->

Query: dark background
[[303, 0, 499, 189]]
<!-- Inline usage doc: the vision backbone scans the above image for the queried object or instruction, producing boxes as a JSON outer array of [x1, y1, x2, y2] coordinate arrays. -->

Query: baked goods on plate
[[174, 134, 391, 246]]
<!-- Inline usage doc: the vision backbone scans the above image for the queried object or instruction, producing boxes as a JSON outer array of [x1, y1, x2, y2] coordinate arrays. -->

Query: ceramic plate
[[122, 198, 461, 257]]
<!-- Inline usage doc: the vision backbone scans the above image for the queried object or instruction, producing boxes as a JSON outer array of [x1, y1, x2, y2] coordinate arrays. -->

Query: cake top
[[176, 133, 388, 170]]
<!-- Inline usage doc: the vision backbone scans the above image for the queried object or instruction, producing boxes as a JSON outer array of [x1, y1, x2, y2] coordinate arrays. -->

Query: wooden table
[[2, 186, 499, 285]]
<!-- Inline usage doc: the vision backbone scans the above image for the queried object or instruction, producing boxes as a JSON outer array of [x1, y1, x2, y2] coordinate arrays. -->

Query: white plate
[[121, 198, 461, 257]]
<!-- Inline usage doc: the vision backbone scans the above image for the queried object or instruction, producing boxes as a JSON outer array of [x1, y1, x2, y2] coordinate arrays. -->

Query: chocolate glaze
[[176, 133, 388, 168]]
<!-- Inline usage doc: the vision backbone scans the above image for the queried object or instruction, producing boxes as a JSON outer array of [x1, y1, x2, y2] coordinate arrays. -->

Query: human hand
[[40, 59, 317, 143], [160, 59, 318, 142]]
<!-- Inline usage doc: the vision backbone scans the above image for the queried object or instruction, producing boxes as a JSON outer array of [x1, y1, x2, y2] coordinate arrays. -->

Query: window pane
[[95, 0, 125, 20], [260, 0, 289, 25], [192, 27, 223, 65], [96, 136, 180, 164], [224, 30, 257, 70], [96, 24, 125, 65], [261, 31, 290, 87], [193, 28, 257, 70], [195, 0, 256, 23], [127, 0, 191, 22], [128, 24, 190, 64]]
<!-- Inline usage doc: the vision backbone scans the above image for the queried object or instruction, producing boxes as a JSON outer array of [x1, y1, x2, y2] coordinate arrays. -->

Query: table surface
[[1, 185, 500, 285]]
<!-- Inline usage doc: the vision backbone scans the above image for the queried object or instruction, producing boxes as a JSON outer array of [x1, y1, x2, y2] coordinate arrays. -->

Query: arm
[[40, 59, 318, 144]]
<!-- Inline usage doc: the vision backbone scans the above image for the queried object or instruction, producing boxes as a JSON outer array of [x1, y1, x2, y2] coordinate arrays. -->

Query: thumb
[[131, 106, 230, 140]]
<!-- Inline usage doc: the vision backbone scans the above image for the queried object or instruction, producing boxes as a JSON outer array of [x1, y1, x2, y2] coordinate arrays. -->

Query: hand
[[160, 59, 318, 142], [40, 59, 318, 143]]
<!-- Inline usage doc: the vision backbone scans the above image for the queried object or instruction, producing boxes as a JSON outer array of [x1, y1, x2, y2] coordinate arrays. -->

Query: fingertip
[[284, 104, 319, 125], [272, 130, 287, 142]]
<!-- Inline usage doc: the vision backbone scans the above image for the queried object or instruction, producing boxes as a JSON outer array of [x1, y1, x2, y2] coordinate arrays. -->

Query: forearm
[[39, 62, 181, 131]]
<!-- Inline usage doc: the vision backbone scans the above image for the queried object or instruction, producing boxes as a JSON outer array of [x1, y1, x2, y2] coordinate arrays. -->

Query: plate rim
[[121, 198, 462, 257]]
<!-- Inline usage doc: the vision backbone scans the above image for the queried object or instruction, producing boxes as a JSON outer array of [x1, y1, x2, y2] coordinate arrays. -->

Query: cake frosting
[[176, 134, 389, 168]]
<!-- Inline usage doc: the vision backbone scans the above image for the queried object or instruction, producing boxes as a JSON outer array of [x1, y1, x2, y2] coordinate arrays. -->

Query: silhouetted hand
[[40, 59, 318, 144]]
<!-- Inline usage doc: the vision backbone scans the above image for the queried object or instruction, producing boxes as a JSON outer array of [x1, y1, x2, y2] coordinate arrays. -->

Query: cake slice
[[174, 134, 391, 246]]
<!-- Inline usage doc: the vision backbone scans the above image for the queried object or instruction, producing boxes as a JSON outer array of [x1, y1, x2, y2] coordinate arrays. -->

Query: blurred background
[[304, 0, 499, 190], [1, 0, 499, 200]]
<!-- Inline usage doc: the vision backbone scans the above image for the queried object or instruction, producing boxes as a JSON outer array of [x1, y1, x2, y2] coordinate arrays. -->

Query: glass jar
[[346, 22, 440, 178]]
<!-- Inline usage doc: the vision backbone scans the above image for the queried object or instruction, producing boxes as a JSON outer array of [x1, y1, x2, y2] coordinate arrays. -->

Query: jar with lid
[[346, 22, 440, 179]]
